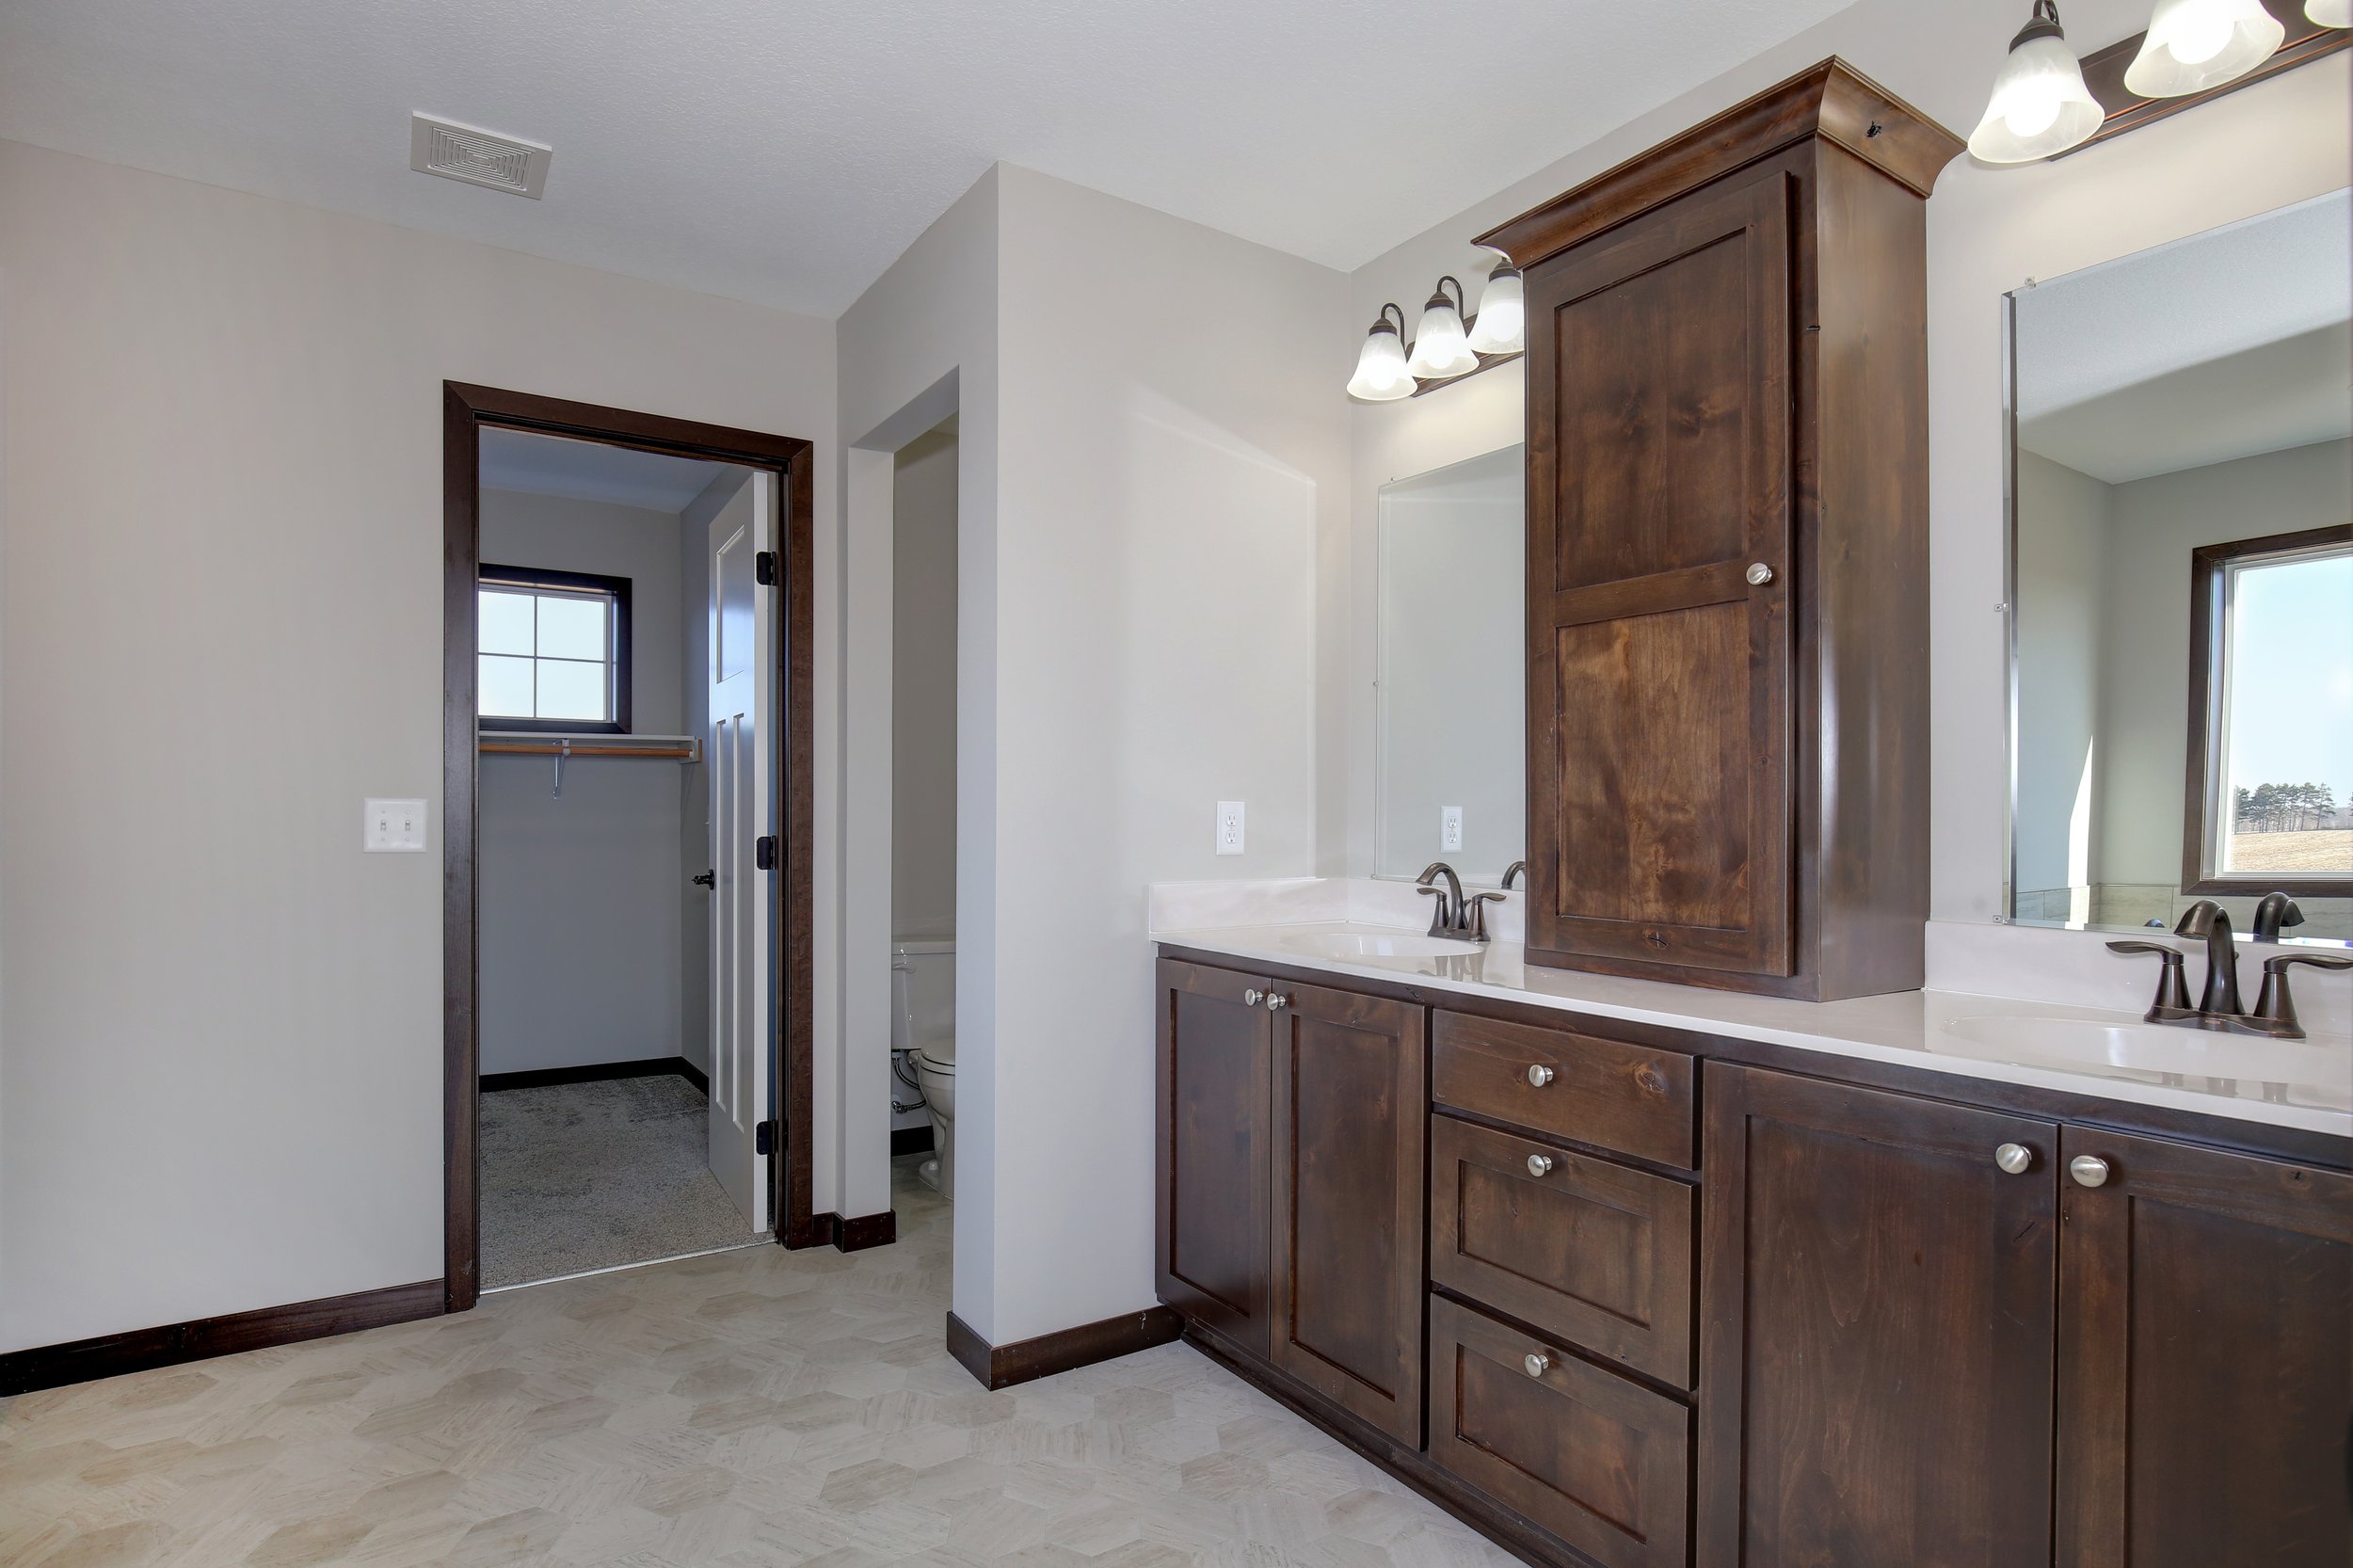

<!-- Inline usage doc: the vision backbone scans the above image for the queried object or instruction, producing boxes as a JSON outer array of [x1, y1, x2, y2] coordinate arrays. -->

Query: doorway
[[442, 384, 818, 1313]]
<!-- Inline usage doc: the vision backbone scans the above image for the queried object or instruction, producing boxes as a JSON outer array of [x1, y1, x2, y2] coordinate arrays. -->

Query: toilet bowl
[[890, 939, 955, 1199]]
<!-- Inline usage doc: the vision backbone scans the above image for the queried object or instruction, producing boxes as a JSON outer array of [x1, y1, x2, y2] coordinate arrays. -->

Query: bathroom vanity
[[1152, 927, 2350, 1568]]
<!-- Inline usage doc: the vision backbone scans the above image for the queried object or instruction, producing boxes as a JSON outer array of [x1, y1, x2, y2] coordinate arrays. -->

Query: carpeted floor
[[479, 1075, 764, 1288]]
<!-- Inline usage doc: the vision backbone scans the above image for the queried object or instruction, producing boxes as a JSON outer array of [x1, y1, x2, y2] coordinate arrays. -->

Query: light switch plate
[[1215, 801, 1245, 856], [365, 798, 428, 853], [1441, 806, 1464, 852]]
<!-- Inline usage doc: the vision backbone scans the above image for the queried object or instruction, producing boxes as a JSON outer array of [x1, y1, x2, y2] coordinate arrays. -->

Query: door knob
[[1526, 1064, 1556, 1087], [692, 870, 715, 888], [1523, 1352, 1550, 1378], [1994, 1143, 2033, 1175], [1241, 989, 1264, 1006], [1265, 993, 1289, 1011], [2069, 1155, 2111, 1189], [1745, 561, 1775, 585], [1526, 1154, 1556, 1178]]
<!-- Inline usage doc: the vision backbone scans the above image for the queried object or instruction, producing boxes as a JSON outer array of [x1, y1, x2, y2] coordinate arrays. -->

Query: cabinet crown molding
[[1475, 56, 1963, 271]]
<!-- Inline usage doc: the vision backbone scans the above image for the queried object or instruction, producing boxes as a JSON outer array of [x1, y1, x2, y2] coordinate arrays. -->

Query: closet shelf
[[478, 731, 701, 762]]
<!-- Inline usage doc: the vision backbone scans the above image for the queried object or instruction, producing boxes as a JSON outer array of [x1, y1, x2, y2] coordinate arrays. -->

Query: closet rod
[[477, 733, 700, 761]]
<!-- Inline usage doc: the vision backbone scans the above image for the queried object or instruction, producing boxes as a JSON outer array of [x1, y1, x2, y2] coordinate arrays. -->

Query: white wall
[[477, 489, 692, 1076], [892, 426, 959, 942], [2012, 449, 2113, 900], [0, 138, 835, 1352]]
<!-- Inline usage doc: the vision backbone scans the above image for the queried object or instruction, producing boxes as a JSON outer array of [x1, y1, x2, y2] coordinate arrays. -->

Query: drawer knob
[[1526, 1064, 1556, 1088], [1523, 1352, 1550, 1379], [1746, 561, 1775, 585], [2069, 1154, 2111, 1189], [1526, 1154, 1556, 1178], [1241, 989, 1264, 1006], [1266, 993, 1289, 1011], [1994, 1143, 2033, 1175]]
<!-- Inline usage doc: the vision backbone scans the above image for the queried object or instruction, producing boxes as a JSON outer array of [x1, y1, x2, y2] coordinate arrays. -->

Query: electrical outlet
[[1216, 800, 1245, 856], [365, 798, 428, 853], [1441, 806, 1464, 852]]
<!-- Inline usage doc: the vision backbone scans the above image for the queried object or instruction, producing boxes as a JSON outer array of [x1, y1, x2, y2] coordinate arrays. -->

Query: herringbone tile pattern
[[0, 1163, 1517, 1567]]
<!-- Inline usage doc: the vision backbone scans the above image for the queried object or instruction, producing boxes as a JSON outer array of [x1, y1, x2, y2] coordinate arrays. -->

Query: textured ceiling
[[0, 0, 1853, 317]]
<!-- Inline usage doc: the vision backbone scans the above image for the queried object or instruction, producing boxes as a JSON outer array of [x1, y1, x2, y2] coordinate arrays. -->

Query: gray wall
[[2013, 448, 2114, 903], [892, 426, 959, 941], [478, 488, 692, 1076]]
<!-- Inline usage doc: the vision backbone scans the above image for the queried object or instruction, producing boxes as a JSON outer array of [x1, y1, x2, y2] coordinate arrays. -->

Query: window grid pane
[[477, 581, 620, 725]]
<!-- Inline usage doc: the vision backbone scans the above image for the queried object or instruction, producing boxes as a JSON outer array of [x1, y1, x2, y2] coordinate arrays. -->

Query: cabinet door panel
[[1155, 960, 1272, 1355], [1527, 167, 1793, 978], [1270, 982, 1427, 1444], [1697, 1064, 2057, 1568], [2057, 1128, 2353, 1568]]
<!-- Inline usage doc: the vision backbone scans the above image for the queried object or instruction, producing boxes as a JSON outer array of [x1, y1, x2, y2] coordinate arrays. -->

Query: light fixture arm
[[1378, 302, 1408, 337], [1429, 276, 1467, 316], [2016, 0, 2063, 46]]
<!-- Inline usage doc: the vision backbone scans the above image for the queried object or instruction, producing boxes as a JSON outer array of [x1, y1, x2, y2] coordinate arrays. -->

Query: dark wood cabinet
[[1481, 60, 1962, 1000], [1154, 959, 1273, 1356], [2056, 1128, 2353, 1568], [1269, 982, 1427, 1445], [1697, 1064, 2059, 1568]]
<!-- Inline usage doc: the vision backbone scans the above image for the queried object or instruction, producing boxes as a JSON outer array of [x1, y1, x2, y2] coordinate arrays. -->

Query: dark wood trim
[[0, 1280, 442, 1398], [890, 1126, 936, 1156], [444, 383, 819, 1310], [1153, 941, 2353, 1171], [945, 1306, 1185, 1391], [1474, 56, 1961, 268], [1408, 347, 1523, 398], [475, 561, 633, 735], [2066, 0, 2351, 158], [2181, 522, 2353, 898], [827, 1210, 898, 1253], [479, 1056, 708, 1095]]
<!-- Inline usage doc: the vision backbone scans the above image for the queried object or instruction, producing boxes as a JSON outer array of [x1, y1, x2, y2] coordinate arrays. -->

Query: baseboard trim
[[0, 1279, 444, 1398], [803, 1210, 897, 1253], [480, 1056, 707, 1095], [945, 1304, 1184, 1391], [890, 1126, 936, 1156]]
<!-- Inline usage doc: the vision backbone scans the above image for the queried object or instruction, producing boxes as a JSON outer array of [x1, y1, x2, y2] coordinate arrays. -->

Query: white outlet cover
[[365, 798, 429, 853], [1441, 806, 1464, 851], [1216, 800, 1245, 856]]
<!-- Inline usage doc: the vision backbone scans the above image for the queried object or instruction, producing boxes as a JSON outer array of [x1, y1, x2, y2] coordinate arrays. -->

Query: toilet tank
[[889, 939, 954, 1055]]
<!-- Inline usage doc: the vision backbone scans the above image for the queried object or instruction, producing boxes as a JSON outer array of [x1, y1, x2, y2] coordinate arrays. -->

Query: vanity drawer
[[1432, 1115, 1694, 1386], [1429, 1295, 1690, 1568], [1432, 1013, 1695, 1169]]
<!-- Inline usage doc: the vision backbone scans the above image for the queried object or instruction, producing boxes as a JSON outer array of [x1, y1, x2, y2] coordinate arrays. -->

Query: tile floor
[[0, 1160, 1517, 1568]]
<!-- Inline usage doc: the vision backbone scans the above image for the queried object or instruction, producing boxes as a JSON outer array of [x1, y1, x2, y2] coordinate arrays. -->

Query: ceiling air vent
[[409, 114, 552, 200]]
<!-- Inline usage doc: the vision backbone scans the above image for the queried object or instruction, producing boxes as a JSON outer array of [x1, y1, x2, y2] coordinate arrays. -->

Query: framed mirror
[[1374, 445, 1525, 885], [2006, 189, 2351, 944]]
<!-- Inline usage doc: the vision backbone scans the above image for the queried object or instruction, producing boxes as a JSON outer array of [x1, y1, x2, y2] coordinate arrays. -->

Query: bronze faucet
[[1417, 862, 1504, 942], [2108, 895, 2351, 1040]]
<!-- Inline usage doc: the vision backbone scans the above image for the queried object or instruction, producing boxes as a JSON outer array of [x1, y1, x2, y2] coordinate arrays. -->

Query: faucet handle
[[2251, 952, 2353, 1038], [1465, 890, 1506, 943], [1418, 883, 1451, 936], [2106, 940, 2193, 1019]]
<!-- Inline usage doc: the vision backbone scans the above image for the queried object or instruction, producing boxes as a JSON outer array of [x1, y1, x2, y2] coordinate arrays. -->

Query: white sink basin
[[1279, 930, 1481, 960], [1941, 1013, 2343, 1086]]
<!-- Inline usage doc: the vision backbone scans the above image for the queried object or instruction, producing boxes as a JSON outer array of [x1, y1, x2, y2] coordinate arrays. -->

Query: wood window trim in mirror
[[2181, 522, 2353, 899], [477, 562, 633, 735], [2060, 0, 2350, 160]]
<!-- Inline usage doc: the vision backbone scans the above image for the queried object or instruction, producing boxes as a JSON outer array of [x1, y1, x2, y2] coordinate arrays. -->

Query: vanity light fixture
[[1346, 304, 1417, 402], [1465, 263, 1526, 356], [1969, 2, 2105, 162], [2307, 0, 2349, 27], [1406, 277, 1480, 380], [2124, 0, 2286, 96]]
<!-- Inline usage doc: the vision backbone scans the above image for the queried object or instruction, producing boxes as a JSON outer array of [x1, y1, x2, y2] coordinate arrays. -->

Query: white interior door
[[708, 471, 774, 1231]]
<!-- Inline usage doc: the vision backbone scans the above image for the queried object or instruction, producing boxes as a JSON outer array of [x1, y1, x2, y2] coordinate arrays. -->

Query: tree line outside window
[[2233, 782, 2342, 834]]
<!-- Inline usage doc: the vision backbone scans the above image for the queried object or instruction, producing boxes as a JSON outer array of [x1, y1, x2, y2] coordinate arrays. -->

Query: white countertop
[[1156, 920, 2353, 1139]]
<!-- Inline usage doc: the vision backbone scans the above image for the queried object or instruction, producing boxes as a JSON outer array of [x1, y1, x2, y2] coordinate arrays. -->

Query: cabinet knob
[[1526, 1064, 1556, 1088], [1265, 993, 1289, 1011], [1523, 1352, 1550, 1379], [1241, 989, 1264, 1006], [2069, 1154, 2111, 1189], [1526, 1154, 1556, 1178], [1745, 561, 1775, 585], [1994, 1143, 2034, 1175]]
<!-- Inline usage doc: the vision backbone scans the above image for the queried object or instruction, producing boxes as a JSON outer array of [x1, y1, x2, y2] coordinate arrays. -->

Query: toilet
[[889, 939, 955, 1198]]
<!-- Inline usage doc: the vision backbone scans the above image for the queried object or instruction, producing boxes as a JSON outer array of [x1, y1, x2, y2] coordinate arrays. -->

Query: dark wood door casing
[[1154, 959, 1274, 1356], [1528, 165, 1796, 980], [2057, 1128, 2353, 1568], [1269, 982, 1428, 1446], [1698, 1064, 2058, 1567]]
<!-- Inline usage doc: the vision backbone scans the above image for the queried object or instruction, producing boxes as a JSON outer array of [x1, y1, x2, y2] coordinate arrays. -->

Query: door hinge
[[755, 1119, 776, 1156], [755, 834, 777, 871], [755, 550, 777, 585]]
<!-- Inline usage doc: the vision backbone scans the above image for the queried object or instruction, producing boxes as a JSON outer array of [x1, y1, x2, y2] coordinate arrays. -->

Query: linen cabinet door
[[1269, 981, 1427, 1444], [2056, 1128, 2353, 1568], [1154, 959, 1273, 1356], [1697, 1064, 2058, 1568], [1524, 164, 1796, 980]]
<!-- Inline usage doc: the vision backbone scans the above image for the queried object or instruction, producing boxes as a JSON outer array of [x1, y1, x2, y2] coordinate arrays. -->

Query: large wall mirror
[[1375, 445, 1525, 886], [2008, 189, 2351, 944]]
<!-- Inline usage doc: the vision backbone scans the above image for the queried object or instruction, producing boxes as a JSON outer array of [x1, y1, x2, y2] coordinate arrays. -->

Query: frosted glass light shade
[[2309, 0, 2350, 27], [2125, 0, 2285, 97], [1465, 266, 1526, 355], [1407, 291, 1478, 379], [1347, 318, 1415, 401], [1969, 30, 2104, 162]]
